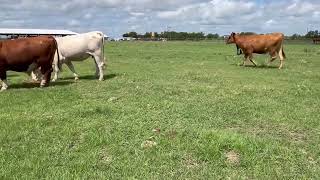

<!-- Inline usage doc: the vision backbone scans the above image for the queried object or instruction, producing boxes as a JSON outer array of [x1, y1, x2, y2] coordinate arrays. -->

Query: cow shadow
[[247, 64, 279, 69], [232, 63, 279, 69], [255, 64, 279, 69], [7, 74, 19, 78], [9, 81, 74, 89], [61, 73, 118, 80]]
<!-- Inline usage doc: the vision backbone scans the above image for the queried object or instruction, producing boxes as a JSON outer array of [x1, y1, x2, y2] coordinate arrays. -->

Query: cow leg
[[26, 63, 40, 81], [267, 51, 277, 67], [65, 61, 79, 80], [279, 60, 284, 69], [278, 48, 285, 69], [248, 54, 257, 66], [0, 71, 8, 91], [241, 54, 248, 66], [52, 63, 60, 82], [31, 71, 39, 82], [1, 80, 8, 91], [31, 69, 42, 82], [268, 56, 276, 66], [93, 55, 104, 81], [94, 61, 99, 78], [40, 66, 52, 87]]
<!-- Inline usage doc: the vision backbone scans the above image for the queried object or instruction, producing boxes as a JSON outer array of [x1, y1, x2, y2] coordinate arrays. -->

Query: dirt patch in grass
[[225, 150, 240, 166], [99, 147, 112, 164], [228, 123, 308, 144], [141, 140, 157, 149], [166, 130, 178, 139], [182, 154, 202, 169]]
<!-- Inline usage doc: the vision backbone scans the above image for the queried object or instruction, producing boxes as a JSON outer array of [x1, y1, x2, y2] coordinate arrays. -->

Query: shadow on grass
[[7, 74, 20, 78], [8, 73, 119, 89], [9, 81, 74, 89], [232, 63, 279, 69], [61, 73, 118, 80], [241, 64, 279, 69]]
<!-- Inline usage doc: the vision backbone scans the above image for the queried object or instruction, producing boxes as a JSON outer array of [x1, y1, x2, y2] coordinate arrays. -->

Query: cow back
[[56, 31, 104, 61], [0, 36, 57, 72], [236, 33, 284, 54]]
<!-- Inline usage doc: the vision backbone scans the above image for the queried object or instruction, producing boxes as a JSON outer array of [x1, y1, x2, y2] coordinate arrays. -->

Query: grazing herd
[[0, 31, 287, 91]]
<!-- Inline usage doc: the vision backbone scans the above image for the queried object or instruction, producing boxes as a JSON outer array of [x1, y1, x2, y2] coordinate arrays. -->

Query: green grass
[[0, 41, 320, 179]]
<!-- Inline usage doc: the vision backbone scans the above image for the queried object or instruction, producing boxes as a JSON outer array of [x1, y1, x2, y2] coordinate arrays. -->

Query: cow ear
[[231, 32, 235, 37]]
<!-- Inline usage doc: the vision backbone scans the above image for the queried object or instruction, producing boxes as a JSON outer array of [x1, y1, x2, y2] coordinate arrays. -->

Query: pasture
[[1, 41, 320, 179]]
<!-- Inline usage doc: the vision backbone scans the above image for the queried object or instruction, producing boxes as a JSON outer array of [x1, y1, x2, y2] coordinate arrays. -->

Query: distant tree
[[120, 31, 222, 41], [206, 33, 219, 39], [305, 30, 320, 38], [122, 32, 138, 38], [144, 32, 152, 38], [239, 32, 257, 35], [154, 32, 159, 38], [290, 33, 302, 40], [128, 31, 138, 38], [122, 33, 129, 38]]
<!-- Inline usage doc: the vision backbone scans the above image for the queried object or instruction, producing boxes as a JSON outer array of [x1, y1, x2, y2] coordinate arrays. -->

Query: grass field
[[1, 41, 320, 179]]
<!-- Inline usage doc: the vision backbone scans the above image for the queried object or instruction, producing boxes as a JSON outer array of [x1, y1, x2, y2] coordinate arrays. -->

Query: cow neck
[[233, 35, 244, 48]]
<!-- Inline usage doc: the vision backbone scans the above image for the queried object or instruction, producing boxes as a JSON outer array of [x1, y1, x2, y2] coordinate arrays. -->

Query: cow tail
[[55, 39, 62, 71], [280, 34, 286, 59], [102, 33, 106, 67], [51, 37, 61, 72], [281, 45, 286, 59]]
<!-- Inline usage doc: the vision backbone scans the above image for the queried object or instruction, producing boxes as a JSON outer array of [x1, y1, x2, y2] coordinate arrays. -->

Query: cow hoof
[[74, 77, 79, 81], [40, 84, 49, 88], [99, 78, 104, 81], [31, 79, 39, 82], [52, 79, 57, 82]]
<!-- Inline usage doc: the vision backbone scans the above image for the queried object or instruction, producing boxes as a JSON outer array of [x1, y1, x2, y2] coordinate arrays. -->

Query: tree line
[[123, 31, 220, 40], [122, 30, 320, 41]]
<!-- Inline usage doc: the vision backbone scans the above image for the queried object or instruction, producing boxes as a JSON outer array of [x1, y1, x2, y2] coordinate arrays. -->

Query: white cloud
[[130, 12, 145, 16], [0, 0, 320, 37], [84, 13, 92, 19], [158, 0, 257, 25], [68, 19, 80, 27]]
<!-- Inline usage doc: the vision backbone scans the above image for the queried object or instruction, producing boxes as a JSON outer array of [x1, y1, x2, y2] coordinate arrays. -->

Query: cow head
[[226, 32, 236, 44]]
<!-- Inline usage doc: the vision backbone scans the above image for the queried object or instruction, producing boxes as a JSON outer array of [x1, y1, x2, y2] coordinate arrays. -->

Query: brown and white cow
[[0, 36, 58, 90], [226, 32, 286, 69]]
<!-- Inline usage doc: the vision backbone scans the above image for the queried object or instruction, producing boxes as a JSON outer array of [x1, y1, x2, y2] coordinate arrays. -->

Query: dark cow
[[226, 32, 286, 69], [313, 38, 320, 44], [0, 36, 58, 90]]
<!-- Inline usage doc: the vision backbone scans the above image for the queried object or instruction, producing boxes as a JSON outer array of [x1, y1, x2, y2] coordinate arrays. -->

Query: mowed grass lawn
[[1, 41, 320, 179]]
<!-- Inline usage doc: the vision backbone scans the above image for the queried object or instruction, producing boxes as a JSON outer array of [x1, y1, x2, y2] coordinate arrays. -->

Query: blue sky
[[0, 0, 319, 38]]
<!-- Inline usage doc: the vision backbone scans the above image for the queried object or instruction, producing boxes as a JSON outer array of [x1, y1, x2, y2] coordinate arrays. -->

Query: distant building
[[0, 28, 78, 39], [123, 37, 136, 41]]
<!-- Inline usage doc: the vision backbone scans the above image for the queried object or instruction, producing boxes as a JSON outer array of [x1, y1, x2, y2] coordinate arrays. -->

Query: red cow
[[226, 32, 286, 69], [0, 36, 58, 90]]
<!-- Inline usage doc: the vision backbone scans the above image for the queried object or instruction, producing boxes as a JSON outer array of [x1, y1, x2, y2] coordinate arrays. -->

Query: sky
[[0, 0, 320, 38]]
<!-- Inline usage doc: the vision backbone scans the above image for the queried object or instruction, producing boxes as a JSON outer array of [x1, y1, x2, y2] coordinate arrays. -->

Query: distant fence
[[112, 38, 319, 45]]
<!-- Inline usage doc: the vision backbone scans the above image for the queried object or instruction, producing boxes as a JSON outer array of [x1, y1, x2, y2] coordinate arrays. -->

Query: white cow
[[32, 31, 106, 81]]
